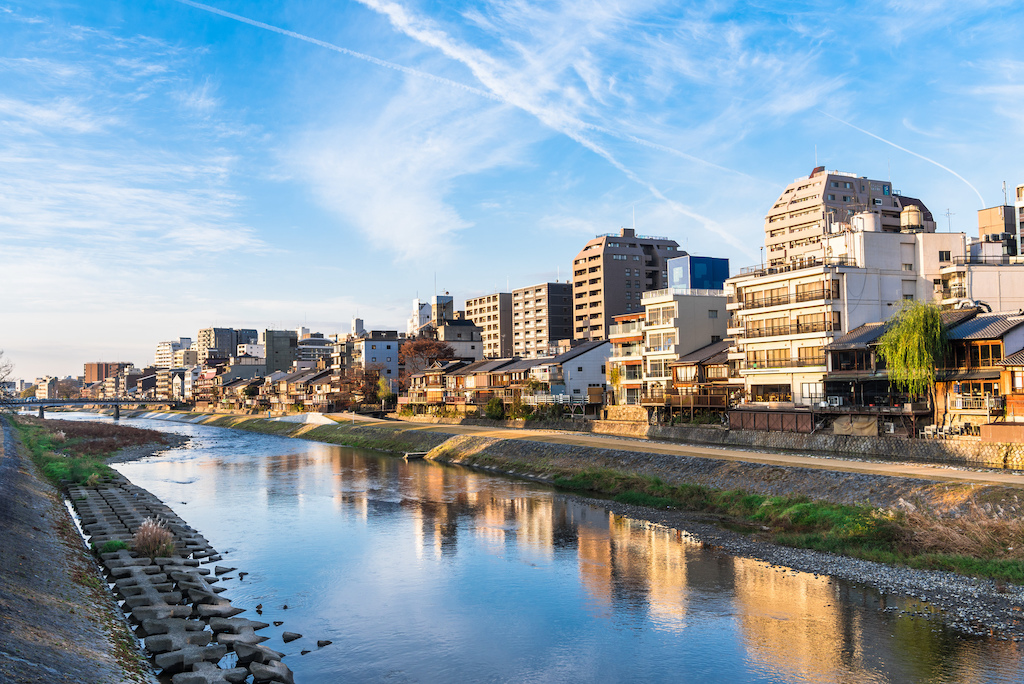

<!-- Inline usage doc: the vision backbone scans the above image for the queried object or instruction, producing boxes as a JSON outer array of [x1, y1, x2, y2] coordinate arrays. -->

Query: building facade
[[261, 329, 298, 373], [465, 292, 512, 358], [572, 228, 681, 342], [512, 282, 572, 357], [764, 167, 934, 268], [155, 338, 192, 368]]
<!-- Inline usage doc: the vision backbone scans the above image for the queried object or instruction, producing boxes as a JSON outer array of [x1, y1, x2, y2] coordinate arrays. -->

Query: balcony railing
[[740, 356, 827, 370], [642, 287, 725, 300], [950, 255, 1024, 266], [743, 321, 840, 338], [951, 395, 1004, 410], [741, 256, 858, 276], [794, 288, 836, 303], [741, 293, 790, 309]]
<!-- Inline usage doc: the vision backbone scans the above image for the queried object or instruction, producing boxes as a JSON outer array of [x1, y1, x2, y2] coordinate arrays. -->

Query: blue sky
[[2, 0, 1022, 380]]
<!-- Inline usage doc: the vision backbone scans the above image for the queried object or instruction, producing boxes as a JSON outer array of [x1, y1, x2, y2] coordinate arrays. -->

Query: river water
[[61, 414, 1024, 682]]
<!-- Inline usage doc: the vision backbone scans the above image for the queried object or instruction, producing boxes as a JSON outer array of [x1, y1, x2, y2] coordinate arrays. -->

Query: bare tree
[[0, 350, 14, 409]]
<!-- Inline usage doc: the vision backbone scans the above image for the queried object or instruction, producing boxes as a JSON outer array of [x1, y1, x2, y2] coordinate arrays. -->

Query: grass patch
[[12, 417, 169, 487], [99, 540, 128, 554]]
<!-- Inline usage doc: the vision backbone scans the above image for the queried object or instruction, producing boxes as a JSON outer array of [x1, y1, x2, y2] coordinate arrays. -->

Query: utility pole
[[944, 209, 955, 232]]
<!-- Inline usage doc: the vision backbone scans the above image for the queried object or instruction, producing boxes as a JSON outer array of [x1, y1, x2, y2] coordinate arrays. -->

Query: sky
[[1, 0, 1022, 381]]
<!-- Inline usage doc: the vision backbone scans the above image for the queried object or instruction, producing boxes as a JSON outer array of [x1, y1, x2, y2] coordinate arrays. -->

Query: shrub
[[100, 540, 129, 554], [133, 518, 175, 558], [484, 397, 505, 420]]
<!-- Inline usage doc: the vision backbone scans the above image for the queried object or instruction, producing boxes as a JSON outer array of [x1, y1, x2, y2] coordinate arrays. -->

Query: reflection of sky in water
[[60, 414, 1024, 683]]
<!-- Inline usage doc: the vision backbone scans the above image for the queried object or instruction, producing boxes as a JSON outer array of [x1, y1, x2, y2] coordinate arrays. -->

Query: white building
[[531, 340, 611, 401], [726, 209, 1024, 406], [237, 343, 266, 358], [155, 338, 192, 368]]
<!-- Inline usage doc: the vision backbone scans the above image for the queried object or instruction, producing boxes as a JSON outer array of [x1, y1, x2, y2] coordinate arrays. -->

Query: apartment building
[[197, 328, 236, 362], [351, 331, 403, 387], [261, 329, 297, 372], [1016, 184, 1024, 243], [172, 349, 198, 367], [465, 292, 512, 358], [638, 287, 728, 400], [512, 282, 572, 357], [727, 205, 1024, 406], [154, 338, 192, 368], [84, 362, 132, 384], [572, 227, 681, 342], [765, 167, 934, 267], [607, 313, 645, 405]]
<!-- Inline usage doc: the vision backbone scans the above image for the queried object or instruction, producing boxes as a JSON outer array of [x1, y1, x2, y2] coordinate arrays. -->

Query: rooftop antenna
[[887, 159, 891, 183], [944, 208, 955, 232], [632, 203, 636, 231], [814, 145, 817, 167], [1003, 181, 1008, 205]]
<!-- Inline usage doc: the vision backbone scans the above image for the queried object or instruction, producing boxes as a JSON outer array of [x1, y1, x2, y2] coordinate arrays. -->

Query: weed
[[100, 540, 129, 554], [132, 518, 175, 559]]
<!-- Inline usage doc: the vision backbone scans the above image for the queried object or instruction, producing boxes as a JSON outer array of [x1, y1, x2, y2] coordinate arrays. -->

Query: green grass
[[99, 540, 129, 553], [13, 420, 115, 486], [550, 467, 1024, 584]]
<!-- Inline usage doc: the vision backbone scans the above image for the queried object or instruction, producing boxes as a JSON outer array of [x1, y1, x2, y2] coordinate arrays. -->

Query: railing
[[738, 256, 856, 277], [743, 321, 839, 338], [740, 356, 827, 370], [741, 293, 790, 309], [950, 255, 1024, 266], [951, 395, 1004, 410], [642, 287, 725, 300], [941, 286, 968, 299], [794, 288, 835, 303], [521, 394, 588, 406], [597, 233, 669, 240], [609, 322, 642, 336]]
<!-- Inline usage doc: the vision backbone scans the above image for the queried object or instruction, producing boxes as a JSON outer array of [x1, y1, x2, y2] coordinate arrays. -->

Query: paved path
[[371, 419, 1024, 488]]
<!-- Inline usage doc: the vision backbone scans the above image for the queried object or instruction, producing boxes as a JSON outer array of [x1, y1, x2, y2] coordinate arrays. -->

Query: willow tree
[[875, 301, 946, 402]]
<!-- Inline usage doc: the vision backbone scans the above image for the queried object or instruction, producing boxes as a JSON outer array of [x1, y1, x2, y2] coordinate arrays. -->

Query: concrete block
[[249, 660, 295, 684], [153, 644, 227, 674], [171, 662, 249, 684]]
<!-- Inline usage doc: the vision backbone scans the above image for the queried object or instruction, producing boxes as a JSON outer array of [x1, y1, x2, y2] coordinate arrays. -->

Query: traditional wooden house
[[663, 339, 734, 417]]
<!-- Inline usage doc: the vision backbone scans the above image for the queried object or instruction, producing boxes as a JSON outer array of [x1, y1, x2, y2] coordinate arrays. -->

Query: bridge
[[4, 398, 177, 420]]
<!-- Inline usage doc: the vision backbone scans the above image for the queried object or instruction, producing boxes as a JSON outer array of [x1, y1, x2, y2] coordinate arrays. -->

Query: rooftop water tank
[[851, 212, 882, 232], [900, 205, 924, 232]]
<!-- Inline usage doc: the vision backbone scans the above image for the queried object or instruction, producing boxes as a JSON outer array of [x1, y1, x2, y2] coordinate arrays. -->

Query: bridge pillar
[[113, 404, 120, 420], [37, 406, 44, 419]]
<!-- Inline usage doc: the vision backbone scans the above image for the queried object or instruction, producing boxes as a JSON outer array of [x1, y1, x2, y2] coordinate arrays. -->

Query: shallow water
[[60, 413, 1024, 682]]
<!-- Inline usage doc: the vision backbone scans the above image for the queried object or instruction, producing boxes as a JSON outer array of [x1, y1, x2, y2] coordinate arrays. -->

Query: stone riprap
[[66, 475, 295, 683]]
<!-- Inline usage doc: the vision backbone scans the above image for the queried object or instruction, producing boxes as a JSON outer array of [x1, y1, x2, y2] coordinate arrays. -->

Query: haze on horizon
[[2, 0, 1021, 380]]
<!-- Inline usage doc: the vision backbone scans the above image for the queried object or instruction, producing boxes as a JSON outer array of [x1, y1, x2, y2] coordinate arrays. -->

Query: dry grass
[[902, 504, 1024, 560], [132, 518, 175, 559], [19, 417, 169, 457]]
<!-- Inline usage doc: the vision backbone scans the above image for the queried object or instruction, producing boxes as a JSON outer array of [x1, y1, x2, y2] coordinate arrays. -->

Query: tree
[[398, 339, 456, 387], [56, 379, 80, 400], [876, 301, 946, 401], [377, 376, 395, 406], [0, 350, 13, 407]]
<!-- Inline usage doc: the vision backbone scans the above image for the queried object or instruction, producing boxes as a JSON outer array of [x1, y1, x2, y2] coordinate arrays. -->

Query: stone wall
[[386, 413, 1024, 469]]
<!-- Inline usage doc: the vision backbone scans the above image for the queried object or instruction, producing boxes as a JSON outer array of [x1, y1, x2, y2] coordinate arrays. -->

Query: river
[[60, 413, 1024, 682]]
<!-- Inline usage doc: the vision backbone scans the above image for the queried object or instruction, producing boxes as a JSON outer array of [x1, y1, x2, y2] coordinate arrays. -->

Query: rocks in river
[[272, 621, 283, 627], [249, 659, 295, 684], [171, 661, 249, 683], [233, 642, 285, 666], [214, 566, 235, 575], [281, 631, 302, 643], [317, 640, 332, 648], [300, 650, 310, 656]]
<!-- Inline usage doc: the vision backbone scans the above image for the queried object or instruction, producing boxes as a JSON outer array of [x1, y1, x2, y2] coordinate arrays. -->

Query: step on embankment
[[66, 475, 296, 684]]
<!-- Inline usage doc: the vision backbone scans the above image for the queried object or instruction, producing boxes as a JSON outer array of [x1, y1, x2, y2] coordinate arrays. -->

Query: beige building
[[155, 338, 192, 368], [572, 227, 680, 342], [512, 282, 572, 358], [764, 167, 934, 267], [172, 349, 198, 367], [465, 292, 512, 358]]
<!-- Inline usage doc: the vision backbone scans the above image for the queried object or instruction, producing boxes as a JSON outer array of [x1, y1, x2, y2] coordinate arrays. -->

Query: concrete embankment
[[67, 473, 297, 683], [130, 412, 1024, 519]]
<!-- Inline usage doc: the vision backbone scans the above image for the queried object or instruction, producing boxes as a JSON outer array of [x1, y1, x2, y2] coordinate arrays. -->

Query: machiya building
[[727, 206, 1024, 406]]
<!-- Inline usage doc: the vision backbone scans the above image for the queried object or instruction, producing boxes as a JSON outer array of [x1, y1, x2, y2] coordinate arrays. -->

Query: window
[[386, 345, 392, 350], [386, 369, 391, 375], [708, 310, 718, 319], [371, 344, 376, 349], [386, 357, 391, 362], [939, 251, 951, 262], [371, 356, 377, 362], [903, 294, 914, 301], [612, 254, 627, 261], [827, 194, 835, 201], [902, 263, 913, 271], [577, 366, 583, 372], [873, 198, 882, 206], [711, 335, 722, 343], [633, 255, 641, 261], [573, 389, 581, 394]]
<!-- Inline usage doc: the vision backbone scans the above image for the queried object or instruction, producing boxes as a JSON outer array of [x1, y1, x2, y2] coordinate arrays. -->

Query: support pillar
[[38, 406, 44, 419], [113, 404, 120, 420]]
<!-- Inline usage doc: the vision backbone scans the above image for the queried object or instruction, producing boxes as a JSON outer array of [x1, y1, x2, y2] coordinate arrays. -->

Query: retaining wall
[[390, 414, 1024, 469]]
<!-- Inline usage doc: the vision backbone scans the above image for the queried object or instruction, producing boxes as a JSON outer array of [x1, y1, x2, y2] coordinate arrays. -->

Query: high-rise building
[[764, 167, 934, 267], [976, 205, 1018, 256], [465, 293, 512, 358], [667, 255, 729, 290], [512, 283, 573, 358], [1015, 184, 1024, 246], [197, 328, 237, 362], [571, 228, 681, 342], [261, 329, 297, 372]]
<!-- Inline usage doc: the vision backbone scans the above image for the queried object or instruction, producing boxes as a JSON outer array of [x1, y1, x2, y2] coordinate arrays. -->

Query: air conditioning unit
[[827, 395, 843, 406], [883, 422, 895, 434]]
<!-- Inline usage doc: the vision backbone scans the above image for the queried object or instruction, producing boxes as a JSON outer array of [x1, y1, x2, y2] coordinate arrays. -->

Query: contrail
[[171, 0, 501, 101], [818, 110, 985, 207], [172, 0, 753, 185]]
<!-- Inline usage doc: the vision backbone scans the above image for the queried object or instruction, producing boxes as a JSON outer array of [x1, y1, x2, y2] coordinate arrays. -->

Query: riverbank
[[0, 416, 156, 683], [129, 410, 1024, 640]]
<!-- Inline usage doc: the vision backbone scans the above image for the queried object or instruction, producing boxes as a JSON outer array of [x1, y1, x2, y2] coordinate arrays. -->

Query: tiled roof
[[940, 308, 980, 328], [549, 340, 609, 364], [673, 339, 731, 365], [825, 321, 888, 351], [500, 358, 550, 372], [946, 313, 1024, 340], [997, 349, 1024, 366]]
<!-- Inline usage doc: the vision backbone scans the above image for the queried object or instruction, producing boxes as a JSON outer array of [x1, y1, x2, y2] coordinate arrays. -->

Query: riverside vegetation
[[175, 413, 1024, 585]]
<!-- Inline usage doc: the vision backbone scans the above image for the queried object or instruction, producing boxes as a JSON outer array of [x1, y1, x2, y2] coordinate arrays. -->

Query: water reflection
[[58, 413, 1024, 683]]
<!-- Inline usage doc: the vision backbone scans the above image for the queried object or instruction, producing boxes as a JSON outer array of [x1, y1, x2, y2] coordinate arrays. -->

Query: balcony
[[794, 287, 835, 303], [737, 256, 856, 277], [949, 255, 1024, 266], [740, 356, 827, 370], [742, 321, 840, 339], [609, 321, 642, 336], [741, 293, 790, 309], [641, 390, 730, 408], [951, 395, 1004, 411], [642, 287, 725, 300]]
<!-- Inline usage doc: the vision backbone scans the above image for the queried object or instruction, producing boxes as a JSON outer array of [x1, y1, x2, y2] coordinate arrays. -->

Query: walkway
[[361, 418, 1024, 489]]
